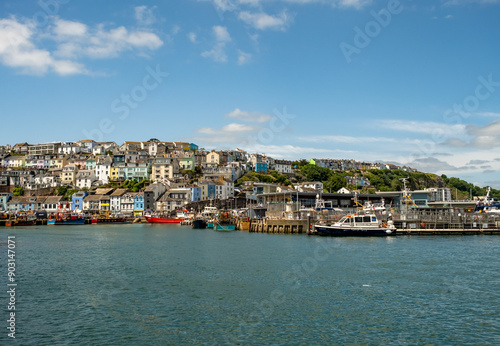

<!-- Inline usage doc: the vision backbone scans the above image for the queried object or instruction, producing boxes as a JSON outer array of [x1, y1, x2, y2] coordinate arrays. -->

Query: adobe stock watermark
[[33, 0, 71, 27], [224, 238, 339, 344], [82, 65, 168, 142], [409, 74, 500, 163], [240, 107, 295, 148], [340, 0, 406, 64]]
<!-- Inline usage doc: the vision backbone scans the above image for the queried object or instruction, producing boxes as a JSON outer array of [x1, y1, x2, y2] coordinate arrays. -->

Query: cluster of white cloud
[[0, 7, 163, 76], [201, 25, 232, 62], [198, 0, 373, 64], [194, 108, 270, 144]]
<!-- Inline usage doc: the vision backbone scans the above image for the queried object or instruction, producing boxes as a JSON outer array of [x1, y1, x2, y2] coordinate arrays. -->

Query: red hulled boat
[[144, 214, 183, 224]]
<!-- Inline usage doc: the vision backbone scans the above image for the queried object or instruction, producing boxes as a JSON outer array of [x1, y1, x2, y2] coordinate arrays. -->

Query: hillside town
[[0, 139, 450, 217]]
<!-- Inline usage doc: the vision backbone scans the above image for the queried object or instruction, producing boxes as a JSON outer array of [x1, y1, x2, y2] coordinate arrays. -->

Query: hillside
[[238, 162, 500, 201]]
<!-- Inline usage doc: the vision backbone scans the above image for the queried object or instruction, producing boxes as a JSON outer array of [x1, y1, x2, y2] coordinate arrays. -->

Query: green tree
[[300, 164, 331, 182], [324, 174, 347, 192], [13, 187, 24, 196]]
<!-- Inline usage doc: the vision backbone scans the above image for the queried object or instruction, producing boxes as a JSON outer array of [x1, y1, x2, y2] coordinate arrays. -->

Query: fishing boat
[[213, 211, 236, 231], [144, 214, 182, 224], [475, 187, 500, 214], [201, 206, 218, 228], [314, 213, 396, 236], [47, 203, 86, 225], [91, 212, 127, 224], [47, 214, 86, 225], [8, 211, 37, 226], [192, 218, 207, 229]]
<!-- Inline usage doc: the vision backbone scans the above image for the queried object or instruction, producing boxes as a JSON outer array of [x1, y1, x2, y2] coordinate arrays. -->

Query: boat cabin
[[338, 214, 379, 226]]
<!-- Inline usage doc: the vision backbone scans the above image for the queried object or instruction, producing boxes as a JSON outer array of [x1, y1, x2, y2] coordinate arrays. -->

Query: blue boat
[[47, 217, 86, 225], [213, 223, 235, 231], [314, 213, 396, 237]]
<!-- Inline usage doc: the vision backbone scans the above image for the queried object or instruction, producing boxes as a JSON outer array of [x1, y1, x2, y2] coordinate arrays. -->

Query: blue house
[[255, 162, 268, 173], [190, 187, 201, 202], [190, 143, 199, 151], [113, 154, 125, 164], [72, 191, 88, 211], [0, 192, 12, 211], [134, 192, 144, 216]]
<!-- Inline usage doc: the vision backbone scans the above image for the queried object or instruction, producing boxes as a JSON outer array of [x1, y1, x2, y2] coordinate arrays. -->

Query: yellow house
[[110, 166, 120, 181], [206, 150, 220, 165], [50, 155, 68, 169]]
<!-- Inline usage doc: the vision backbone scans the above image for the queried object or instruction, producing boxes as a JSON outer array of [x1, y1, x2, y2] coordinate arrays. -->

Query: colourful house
[[255, 162, 268, 173], [72, 191, 88, 211], [110, 166, 120, 181], [134, 193, 144, 216]]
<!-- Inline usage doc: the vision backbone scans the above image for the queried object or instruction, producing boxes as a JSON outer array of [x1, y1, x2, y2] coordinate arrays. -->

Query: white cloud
[[245, 144, 355, 159], [135, 5, 157, 26], [187, 32, 197, 43], [213, 25, 231, 42], [444, 120, 500, 149], [54, 22, 163, 59], [202, 25, 231, 62], [0, 17, 87, 75], [298, 135, 396, 144], [443, 0, 500, 5], [225, 108, 271, 122], [194, 122, 262, 144], [237, 50, 252, 64], [379, 119, 468, 141], [238, 10, 293, 30], [53, 18, 87, 37], [0, 15, 163, 76]]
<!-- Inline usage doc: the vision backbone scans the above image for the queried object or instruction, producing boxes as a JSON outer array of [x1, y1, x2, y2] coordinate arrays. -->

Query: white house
[[110, 188, 128, 213], [95, 156, 113, 184], [76, 170, 97, 189]]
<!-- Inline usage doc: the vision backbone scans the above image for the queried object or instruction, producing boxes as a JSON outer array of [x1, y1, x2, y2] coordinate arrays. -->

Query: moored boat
[[213, 222, 235, 231], [47, 214, 86, 225], [144, 214, 182, 224], [91, 212, 127, 224], [192, 218, 207, 229], [213, 211, 236, 231], [314, 213, 396, 236]]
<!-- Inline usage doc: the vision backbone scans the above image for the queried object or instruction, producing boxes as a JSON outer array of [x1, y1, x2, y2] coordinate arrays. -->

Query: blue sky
[[1, 0, 500, 187]]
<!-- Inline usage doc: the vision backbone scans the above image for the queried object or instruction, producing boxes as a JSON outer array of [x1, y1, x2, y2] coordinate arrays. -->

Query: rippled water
[[1, 224, 499, 345]]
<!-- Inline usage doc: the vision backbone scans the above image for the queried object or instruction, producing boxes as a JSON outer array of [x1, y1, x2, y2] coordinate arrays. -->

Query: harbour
[[1, 223, 499, 344]]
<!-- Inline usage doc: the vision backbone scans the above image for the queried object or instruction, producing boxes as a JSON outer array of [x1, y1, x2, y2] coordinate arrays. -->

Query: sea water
[[1, 224, 499, 345]]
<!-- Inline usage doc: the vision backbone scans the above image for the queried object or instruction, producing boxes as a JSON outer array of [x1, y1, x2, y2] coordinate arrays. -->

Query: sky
[[1, 0, 500, 188]]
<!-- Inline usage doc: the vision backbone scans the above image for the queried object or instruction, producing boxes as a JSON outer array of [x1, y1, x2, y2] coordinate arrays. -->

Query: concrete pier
[[249, 219, 310, 234]]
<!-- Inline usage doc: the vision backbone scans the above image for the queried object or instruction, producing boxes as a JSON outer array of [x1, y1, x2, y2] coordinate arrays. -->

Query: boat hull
[[145, 215, 182, 224], [47, 218, 86, 225], [314, 225, 396, 237], [214, 224, 235, 231], [92, 217, 127, 224], [192, 219, 207, 229]]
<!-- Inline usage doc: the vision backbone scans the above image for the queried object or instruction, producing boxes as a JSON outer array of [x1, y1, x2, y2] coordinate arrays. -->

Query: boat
[[192, 218, 207, 229], [475, 187, 500, 214], [7, 211, 37, 226], [91, 212, 127, 224], [213, 211, 236, 231], [313, 213, 396, 236], [315, 194, 342, 212], [201, 206, 218, 228], [47, 212, 86, 225], [144, 214, 182, 224], [47, 203, 86, 225], [361, 199, 387, 214]]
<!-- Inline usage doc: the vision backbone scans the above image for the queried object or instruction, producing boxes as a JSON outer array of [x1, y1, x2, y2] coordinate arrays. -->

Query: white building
[[110, 189, 128, 213], [95, 156, 113, 185]]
